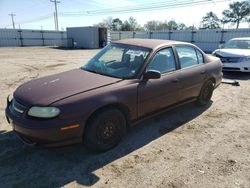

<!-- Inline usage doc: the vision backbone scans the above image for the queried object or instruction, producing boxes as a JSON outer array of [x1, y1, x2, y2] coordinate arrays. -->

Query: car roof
[[113, 38, 189, 49]]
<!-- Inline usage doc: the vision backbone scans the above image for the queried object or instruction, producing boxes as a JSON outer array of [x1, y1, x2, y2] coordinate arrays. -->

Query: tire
[[197, 80, 214, 106], [84, 108, 126, 152]]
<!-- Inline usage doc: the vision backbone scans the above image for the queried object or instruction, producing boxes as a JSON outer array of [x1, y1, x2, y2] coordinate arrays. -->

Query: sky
[[0, 0, 249, 30]]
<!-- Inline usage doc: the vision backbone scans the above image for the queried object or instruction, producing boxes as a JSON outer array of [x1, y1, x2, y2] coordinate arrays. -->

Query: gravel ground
[[0, 47, 250, 188]]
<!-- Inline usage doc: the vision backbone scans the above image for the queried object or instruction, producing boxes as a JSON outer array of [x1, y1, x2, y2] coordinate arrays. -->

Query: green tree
[[112, 18, 123, 31], [121, 17, 140, 31], [201, 11, 221, 29], [186, 25, 197, 30], [121, 20, 132, 31], [160, 21, 169, 31], [144, 20, 160, 31], [177, 23, 187, 30], [168, 20, 178, 30], [144, 20, 190, 31], [222, 1, 250, 28], [144, 20, 169, 31]]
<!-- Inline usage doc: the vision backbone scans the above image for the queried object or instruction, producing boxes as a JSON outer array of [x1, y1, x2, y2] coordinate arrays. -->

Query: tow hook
[[221, 79, 240, 86]]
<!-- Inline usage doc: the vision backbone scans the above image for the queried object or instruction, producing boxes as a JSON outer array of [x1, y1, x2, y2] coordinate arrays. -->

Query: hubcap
[[103, 122, 115, 139], [99, 118, 118, 143]]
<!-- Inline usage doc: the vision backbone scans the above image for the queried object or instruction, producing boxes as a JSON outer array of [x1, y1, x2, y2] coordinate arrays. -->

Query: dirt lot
[[0, 47, 250, 188]]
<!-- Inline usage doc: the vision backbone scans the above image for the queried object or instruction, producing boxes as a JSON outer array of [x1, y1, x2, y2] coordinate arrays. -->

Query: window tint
[[148, 48, 176, 74], [176, 46, 200, 68]]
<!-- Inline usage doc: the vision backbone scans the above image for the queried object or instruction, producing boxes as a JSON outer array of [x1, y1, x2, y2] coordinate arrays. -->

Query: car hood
[[213, 49, 250, 58], [14, 69, 122, 106]]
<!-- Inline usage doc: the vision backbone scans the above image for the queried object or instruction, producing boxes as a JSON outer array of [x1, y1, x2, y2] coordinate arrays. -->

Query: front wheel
[[197, 80, 214, 106], [84, 108, 126, 152]]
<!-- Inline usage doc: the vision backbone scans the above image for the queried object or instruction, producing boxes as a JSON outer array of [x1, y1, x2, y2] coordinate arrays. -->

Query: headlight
[[28, 106, 60, 118]]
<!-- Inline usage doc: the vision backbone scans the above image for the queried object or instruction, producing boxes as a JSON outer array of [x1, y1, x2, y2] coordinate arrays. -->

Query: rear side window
[[148, 48, 176, 74], [176, 46, 203, 68]]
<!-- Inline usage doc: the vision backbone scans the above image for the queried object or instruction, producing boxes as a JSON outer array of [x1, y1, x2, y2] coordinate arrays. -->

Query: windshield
[[223, 39, 250, 49], [82, 43, 151, 79]]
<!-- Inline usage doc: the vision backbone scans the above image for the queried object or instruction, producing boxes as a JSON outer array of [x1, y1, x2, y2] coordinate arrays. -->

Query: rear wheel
[[84, 108, 126, 152], [197, 80, 214, 106]]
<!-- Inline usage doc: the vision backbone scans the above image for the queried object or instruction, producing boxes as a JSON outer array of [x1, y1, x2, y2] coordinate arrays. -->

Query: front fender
[[52, 80, 139, 129]]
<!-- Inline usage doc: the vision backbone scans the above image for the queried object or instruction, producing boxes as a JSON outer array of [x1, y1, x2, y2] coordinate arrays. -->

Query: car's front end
[[5, 68, 122, 147], [213, 49, 250, 72], [5, 93, 85, 147], [212, 38, 250, 72]]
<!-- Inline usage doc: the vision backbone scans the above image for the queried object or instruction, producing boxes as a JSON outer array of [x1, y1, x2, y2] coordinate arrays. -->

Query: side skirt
[[131, 97, 197, 126]]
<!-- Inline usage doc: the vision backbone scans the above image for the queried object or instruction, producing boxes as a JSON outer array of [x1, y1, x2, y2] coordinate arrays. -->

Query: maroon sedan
[[6, 39, 222, 151]]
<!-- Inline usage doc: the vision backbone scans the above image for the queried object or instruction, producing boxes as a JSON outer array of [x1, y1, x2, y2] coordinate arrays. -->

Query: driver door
[[137, 47, 181, 118]]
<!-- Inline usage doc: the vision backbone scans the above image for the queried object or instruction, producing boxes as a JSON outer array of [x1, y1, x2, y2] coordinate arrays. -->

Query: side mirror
[[144, 70, 161, 80], [219, 44, 224, 49]]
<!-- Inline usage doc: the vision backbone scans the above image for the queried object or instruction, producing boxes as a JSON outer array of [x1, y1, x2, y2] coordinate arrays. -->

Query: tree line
[[94, 1, 250, 31]]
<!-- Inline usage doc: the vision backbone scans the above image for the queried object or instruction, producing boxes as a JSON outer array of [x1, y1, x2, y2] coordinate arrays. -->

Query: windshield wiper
[[82, 67, 109, 76], [81, 67, 124, 79], [81, 67, 96, 73]]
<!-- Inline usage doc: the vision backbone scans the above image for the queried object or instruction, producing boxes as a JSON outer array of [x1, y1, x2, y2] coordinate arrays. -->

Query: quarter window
[[176, 46, 203, 68], [196, 49, 204, 64], [148, 48, 176, 74]]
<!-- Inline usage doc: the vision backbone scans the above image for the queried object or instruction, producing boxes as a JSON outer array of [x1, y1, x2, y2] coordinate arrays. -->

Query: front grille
[[220, 57, 240, 63], [215, 54, 240, 63], [10, 99, 27, 117], [223, 67, 241, 71]]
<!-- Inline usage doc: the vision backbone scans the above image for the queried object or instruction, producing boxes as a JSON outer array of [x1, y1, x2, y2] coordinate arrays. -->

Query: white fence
[[110, 28, 250, 52], [0, 29, 67, 47], [1, 28, 250, 52]]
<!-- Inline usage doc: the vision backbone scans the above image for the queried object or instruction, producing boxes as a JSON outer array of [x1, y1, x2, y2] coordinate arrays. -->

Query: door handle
[[200, 70, 206, 74], [171, 78, 179, 83]]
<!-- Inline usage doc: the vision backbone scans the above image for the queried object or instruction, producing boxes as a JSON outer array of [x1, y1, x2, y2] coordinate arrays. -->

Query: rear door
[[174, 45, 207, 101], [138, 47, 181, 118]]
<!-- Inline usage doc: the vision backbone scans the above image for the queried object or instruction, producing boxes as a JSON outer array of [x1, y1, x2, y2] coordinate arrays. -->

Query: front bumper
[[222, 61, 250, 72], [5, 98, 83, 147]]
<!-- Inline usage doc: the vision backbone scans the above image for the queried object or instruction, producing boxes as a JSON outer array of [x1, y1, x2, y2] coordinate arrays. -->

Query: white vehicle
[[212, 37, 250, 72]]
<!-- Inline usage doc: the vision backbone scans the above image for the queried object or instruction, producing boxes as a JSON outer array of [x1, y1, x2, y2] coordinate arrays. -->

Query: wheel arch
[[199, 77, 215, 96], [84, 102, 131, 134]]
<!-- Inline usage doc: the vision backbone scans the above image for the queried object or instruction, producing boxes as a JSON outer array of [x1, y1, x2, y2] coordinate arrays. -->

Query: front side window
[[176, 46, 202, 68], [82, 44, 151, 79], [148, 48, 176, 74]]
